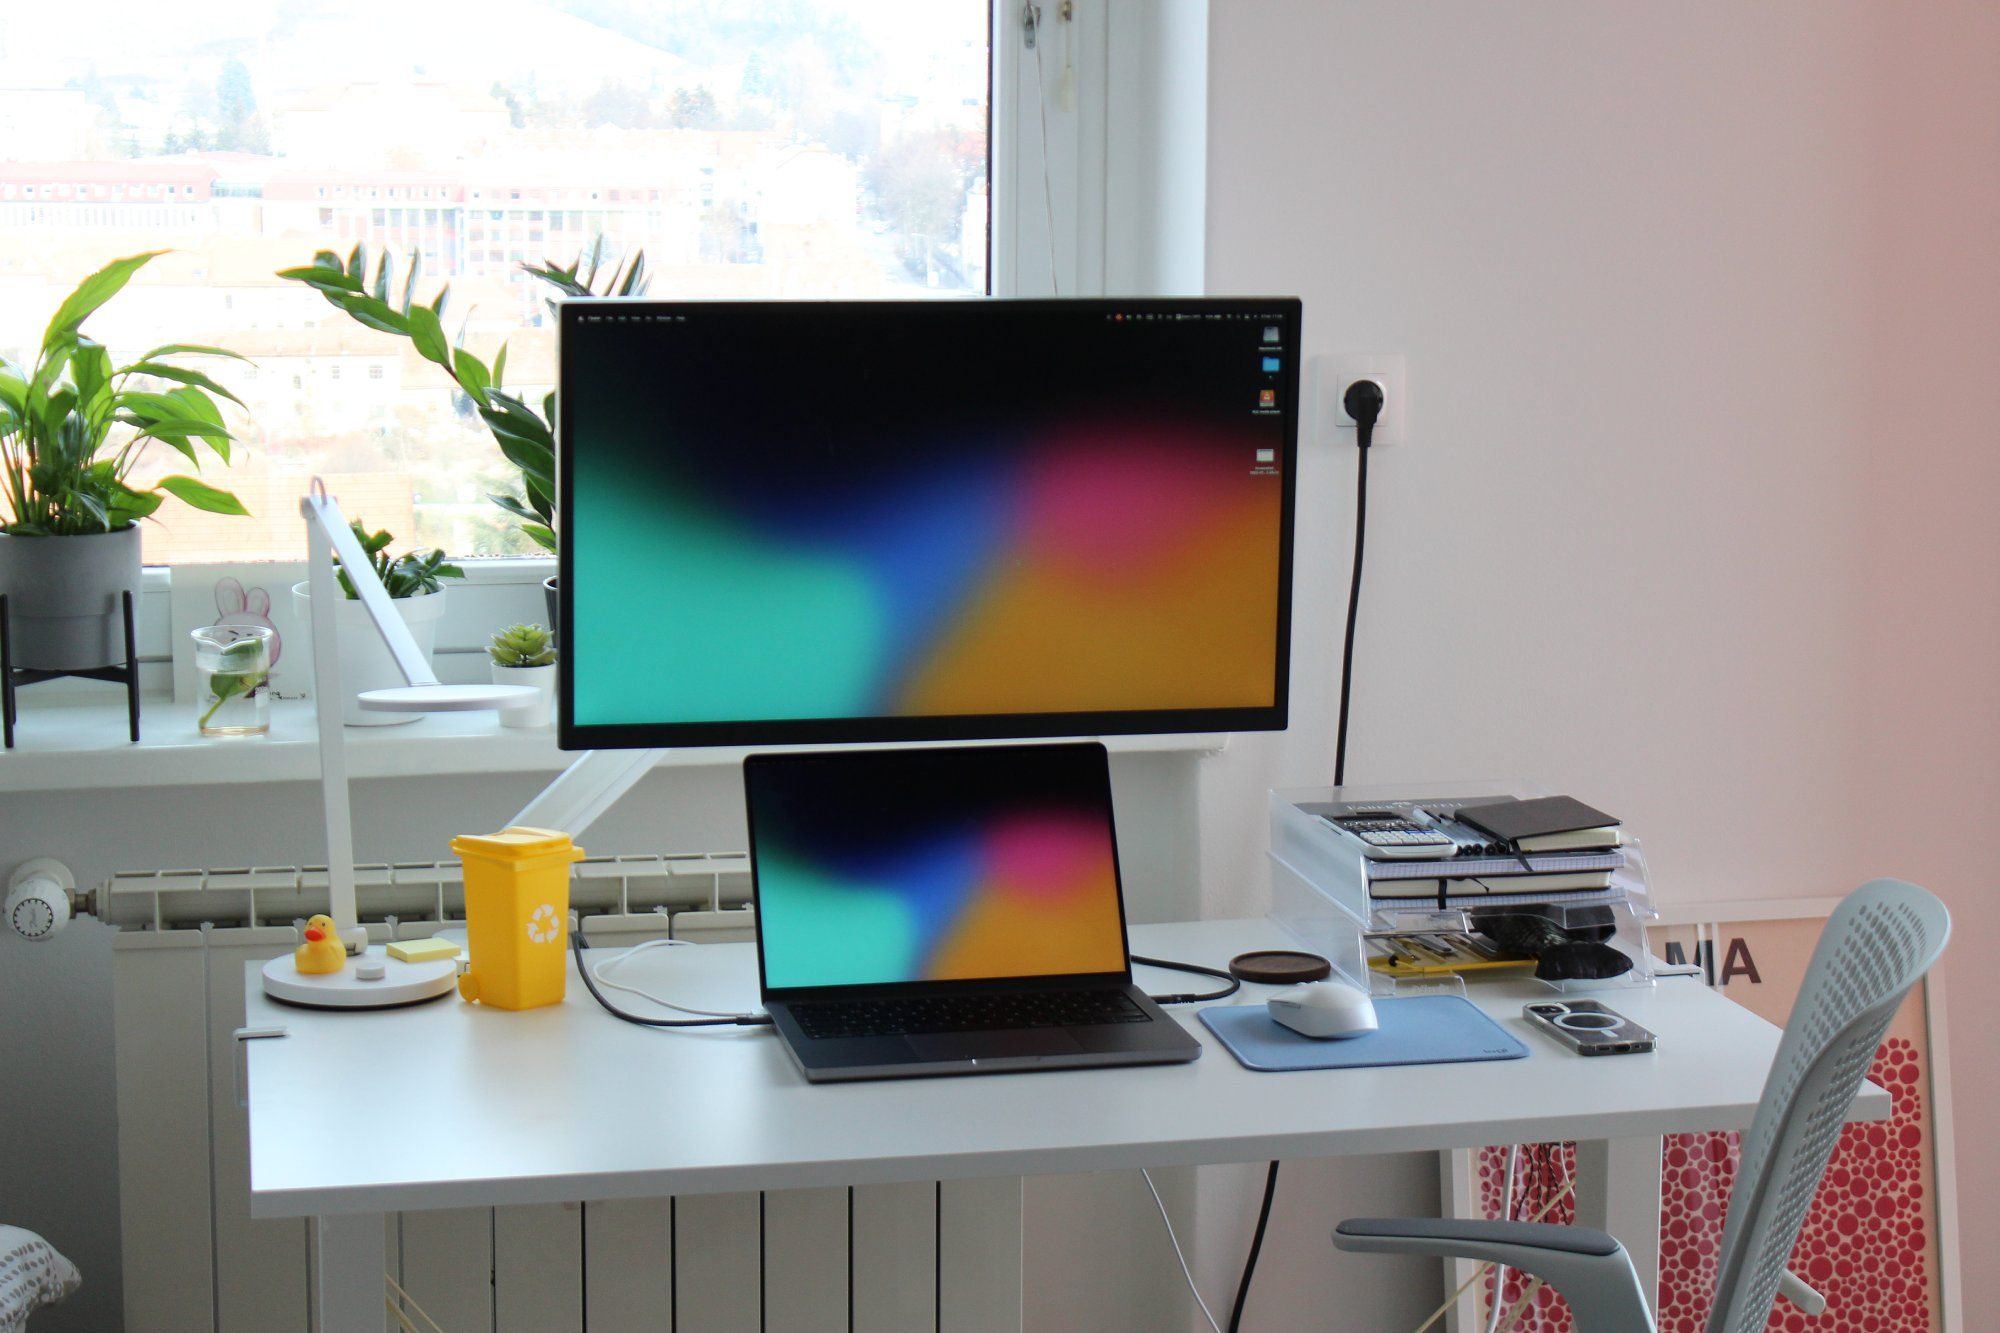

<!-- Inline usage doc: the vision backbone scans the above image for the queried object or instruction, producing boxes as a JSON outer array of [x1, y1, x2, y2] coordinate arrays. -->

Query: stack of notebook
[[1353, 795, 1627, 903]]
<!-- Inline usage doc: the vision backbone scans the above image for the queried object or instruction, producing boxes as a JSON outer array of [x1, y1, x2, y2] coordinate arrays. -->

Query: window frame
[[117, 0, 1208, 692]]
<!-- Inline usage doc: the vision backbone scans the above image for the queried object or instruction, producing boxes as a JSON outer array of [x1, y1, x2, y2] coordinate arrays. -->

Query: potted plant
[[0, 251, 248, 671], [486, 623, 556, 729], [291, 522, 462, 726], [277, 239, 648, 628]]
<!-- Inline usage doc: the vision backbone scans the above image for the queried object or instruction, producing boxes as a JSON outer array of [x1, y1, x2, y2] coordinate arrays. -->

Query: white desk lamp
[[261, 480, 541, 1007]]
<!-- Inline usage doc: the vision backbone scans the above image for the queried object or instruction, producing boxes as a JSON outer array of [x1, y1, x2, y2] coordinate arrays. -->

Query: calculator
[[1328, 813, 1458, 859]]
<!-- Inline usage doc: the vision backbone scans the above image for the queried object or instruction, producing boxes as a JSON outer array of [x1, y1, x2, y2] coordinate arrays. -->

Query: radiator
[[109, 857, 1027, 1332]]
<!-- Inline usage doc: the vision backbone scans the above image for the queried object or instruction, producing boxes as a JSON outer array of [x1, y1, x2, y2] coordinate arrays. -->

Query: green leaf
[[328, 291, 409, 336], [154, 474, 249, 515], [347, 242, 368, 281], [400, 249, 422, 315], [371, 254, 392, 303], [119, 362, 246, 409], [43, 251, 164, 345], [452, 348, 490, 399], [522, 523, 556, 551], [489, 493, 539, 522], [72, 339, 114, 416], [275, 266, 364, 296], [135, 342, 250, 362], [0, 364, 27, 416], [490, 340, 508, 389], [406, 304, 451, 368]]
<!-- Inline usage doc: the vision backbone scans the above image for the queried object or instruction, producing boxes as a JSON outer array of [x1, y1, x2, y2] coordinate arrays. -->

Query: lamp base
[[260, 946, 458, 1008]]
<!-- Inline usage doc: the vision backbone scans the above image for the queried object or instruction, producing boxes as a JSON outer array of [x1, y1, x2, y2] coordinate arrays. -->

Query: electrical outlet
[[1312, 353, 1408, 448]]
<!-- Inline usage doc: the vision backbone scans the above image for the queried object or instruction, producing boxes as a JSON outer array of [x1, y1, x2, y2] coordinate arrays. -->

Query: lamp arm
[[510, 748, 669, 839], [301, 481, 439, 689]]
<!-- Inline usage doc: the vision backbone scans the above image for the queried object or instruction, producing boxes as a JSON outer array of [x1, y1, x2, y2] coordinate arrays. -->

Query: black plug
[[1343, 379, 1385, 448]]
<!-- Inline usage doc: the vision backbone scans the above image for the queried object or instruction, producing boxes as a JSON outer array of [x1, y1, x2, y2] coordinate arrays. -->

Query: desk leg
[[314, 1211, 387, 1333], [1574, 1137, 1662, 1312]]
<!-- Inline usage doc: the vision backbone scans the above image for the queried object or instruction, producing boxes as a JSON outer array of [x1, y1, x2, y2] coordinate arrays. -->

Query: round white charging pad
[[261, 945, 458, 1008], [357, 683, 540, 713]]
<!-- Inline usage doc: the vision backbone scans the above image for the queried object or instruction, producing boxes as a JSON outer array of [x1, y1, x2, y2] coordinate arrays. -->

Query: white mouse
[[1267, 981, 1379, 1039]]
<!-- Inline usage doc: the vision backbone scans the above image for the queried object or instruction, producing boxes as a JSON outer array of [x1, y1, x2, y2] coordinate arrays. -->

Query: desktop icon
[[1261, 356, 1281, 373], [1256, 448, 1276, 463], [1258, 389, 1277, 408], [1262, 325, 1280, 343]]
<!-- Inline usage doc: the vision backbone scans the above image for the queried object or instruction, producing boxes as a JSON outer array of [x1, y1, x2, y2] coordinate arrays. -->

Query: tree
[[669, 85, 719, 129], [214, 60, 269, 153], [582, 79, 655, 130], [864, 132, 968, 265]]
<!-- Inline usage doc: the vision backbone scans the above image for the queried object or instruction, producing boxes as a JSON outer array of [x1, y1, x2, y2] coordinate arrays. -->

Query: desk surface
[[244, 918, 1890, 1219]]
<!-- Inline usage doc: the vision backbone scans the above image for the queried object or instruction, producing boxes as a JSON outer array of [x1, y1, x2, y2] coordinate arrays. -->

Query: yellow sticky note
[[387, 937, 460, 964]]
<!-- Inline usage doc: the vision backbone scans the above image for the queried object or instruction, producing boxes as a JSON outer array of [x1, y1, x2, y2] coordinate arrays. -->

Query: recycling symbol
[[525, 903, 561, 944]]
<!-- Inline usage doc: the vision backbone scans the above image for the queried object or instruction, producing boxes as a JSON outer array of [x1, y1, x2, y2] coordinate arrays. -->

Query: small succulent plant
[[488, 623, 555, 668]]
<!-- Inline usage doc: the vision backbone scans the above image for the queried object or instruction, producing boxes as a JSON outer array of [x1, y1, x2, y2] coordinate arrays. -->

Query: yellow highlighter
[[450, 826, 585, 1011]]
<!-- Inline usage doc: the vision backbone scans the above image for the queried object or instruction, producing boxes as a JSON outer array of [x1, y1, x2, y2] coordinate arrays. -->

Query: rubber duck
[[294, 914, 348, 975]]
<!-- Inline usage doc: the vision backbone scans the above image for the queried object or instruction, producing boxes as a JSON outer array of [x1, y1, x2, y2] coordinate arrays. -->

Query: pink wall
[[1202, 0, 2000, 1320]]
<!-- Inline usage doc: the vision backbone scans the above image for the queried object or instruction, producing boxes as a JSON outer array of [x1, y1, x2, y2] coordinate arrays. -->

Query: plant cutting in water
[[201, 635, 268, 728]]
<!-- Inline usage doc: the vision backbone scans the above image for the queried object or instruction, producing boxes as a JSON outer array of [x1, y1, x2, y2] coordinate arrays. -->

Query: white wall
[[1199, 0, 2000, 1324]]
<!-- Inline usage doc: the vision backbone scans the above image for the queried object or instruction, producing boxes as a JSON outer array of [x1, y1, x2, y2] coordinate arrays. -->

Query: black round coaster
[[1228, 950, 1333, 984]]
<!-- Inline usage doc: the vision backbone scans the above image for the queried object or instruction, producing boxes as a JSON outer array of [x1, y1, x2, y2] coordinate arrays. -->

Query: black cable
[[571, 927, 772, 1029], [1332, 397, 1378, 788], [1132, 954, 1241, 1005], [1227, 1161, 1281, 1333], [1229, 379, 1383, 1332]]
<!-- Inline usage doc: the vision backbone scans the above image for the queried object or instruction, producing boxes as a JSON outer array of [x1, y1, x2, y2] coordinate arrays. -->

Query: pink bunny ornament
[[212, 577, 282, 667]]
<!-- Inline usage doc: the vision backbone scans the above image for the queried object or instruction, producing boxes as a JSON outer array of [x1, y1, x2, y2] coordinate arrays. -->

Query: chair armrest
[[1334, 1218, 1656, 1333], [1779, 1268, 1826, 1316]]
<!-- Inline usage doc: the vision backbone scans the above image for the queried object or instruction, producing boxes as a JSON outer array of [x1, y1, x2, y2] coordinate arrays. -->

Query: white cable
[[1485, 1146, 1520, 1333], [1028, 6, 1061, 296], [1139, 1168, 1223, 1333], [588, 938, 764, 1020]]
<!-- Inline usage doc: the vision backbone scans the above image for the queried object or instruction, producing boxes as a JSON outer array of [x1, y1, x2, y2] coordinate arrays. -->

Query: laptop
[[744, 742, 1203, 1082]]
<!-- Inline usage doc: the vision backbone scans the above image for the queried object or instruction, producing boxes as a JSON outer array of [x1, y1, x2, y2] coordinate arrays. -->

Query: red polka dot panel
[[1477, 1039, 1931, 1332]]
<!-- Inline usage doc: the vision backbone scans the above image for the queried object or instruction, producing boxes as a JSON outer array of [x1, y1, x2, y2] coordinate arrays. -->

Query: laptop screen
[[745, 744, 1131, 993]]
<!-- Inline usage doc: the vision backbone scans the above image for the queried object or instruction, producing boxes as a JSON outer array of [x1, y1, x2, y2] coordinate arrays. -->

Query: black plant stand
[[1, 591, 140, 748]]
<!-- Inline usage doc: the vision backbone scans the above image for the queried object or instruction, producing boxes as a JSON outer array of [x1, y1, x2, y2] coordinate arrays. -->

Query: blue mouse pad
[[1198, 995, 1529, 1072]]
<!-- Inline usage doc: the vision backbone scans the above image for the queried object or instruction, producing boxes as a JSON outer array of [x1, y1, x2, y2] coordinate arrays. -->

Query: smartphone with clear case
[[1521, 1000, 1656, 1055]]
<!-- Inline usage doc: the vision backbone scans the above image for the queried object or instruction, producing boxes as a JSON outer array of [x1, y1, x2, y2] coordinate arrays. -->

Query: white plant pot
[[490, 662, 556, 729], [291, 582, 447, 726]]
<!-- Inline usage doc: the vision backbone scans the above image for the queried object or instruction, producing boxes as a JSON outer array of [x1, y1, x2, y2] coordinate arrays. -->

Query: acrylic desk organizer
[[1269, 781, 1659, 998]]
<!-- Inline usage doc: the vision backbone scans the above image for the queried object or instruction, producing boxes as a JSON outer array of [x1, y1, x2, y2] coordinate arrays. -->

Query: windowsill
[[0, 695, 1228, 794]]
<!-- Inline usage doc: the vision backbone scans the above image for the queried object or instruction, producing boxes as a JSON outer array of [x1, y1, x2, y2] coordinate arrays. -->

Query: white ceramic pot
[[490, 662, 556, 729], [291, 582, 448, 726]]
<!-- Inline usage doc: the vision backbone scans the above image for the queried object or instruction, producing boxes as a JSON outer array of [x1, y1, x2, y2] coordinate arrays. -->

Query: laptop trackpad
[[908, 1029, 1086, 1061]]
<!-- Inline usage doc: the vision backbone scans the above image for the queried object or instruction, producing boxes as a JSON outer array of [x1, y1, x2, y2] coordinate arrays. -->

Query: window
[[2, 0, 996, 563]]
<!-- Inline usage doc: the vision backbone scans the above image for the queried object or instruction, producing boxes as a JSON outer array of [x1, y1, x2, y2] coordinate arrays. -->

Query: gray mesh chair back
[[1705, 878, 1949, 1333]]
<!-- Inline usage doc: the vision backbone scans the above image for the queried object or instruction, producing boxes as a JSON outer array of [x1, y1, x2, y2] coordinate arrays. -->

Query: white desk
[[244, 918, 1889, 1331]]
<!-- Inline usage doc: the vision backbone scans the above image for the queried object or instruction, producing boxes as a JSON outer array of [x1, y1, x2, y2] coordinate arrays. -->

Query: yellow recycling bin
[[451, 826, 585, 1011]]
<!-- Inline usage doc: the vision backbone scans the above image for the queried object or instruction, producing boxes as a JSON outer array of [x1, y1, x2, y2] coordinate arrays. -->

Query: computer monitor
[[558, 297, 1301, 749]]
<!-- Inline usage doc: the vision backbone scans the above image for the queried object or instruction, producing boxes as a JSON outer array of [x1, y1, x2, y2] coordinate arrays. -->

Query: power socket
[[1312, 353, 1408, 448]]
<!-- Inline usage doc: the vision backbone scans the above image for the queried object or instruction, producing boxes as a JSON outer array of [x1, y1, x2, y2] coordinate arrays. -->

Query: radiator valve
[[6, 859, 75, 941]]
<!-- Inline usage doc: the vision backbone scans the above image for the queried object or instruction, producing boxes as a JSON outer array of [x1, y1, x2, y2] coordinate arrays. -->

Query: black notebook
[[1453, 796, 1621, 849]]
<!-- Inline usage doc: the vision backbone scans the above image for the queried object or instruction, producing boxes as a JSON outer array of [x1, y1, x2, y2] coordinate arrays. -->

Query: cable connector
[[1343, 379, 1385, 449]]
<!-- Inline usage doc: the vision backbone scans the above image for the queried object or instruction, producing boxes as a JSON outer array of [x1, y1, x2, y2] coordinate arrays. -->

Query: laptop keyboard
[[789, 989, 1149, 1040]]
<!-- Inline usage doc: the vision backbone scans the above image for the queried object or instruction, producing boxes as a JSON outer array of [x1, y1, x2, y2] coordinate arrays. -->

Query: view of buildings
[[0, 0, 989, 560]]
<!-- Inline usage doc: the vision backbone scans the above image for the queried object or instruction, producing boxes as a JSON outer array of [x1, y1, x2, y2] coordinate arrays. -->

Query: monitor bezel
[[742, 742, 1135, 1000], [556, 296, 1301, 751]]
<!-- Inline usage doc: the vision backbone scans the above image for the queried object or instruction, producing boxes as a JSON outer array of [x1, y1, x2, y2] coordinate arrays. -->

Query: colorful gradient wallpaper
[[562, 301, 1297, 741], [747, 746, 1129, 990]]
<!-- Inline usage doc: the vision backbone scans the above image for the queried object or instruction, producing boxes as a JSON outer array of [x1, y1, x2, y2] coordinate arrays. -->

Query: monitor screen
[[744, 744, 1129, 994], [559, 298, 1300, 748]]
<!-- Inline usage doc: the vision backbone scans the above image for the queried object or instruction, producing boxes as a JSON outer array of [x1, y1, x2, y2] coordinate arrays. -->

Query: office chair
[[1333, 877, 1950, 1333]]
